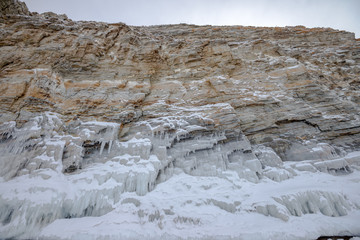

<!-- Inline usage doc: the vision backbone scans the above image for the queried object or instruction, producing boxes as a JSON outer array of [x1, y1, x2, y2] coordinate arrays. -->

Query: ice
[[0, 121, 16, 138], [263, 167, 293, 182], [0, 112, 66, 179], [254, 145, 283, 168], [1, 112, 360, 239], [292, 162, 318, 172], [0, 168, 117, 239], [37, 170, 360, 240], [313, 158, 352, 174], [345, 151, 360, 166], [77, 121, 120, 157], [275, 141, 342, 162], [255, 204, 290, 221], [117, 137, 152, 159], [126, 114, 262, 183], [274, 191, 351, 217]]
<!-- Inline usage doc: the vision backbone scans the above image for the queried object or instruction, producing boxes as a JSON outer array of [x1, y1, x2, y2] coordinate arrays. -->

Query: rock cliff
[[0, 1, 360, 239]]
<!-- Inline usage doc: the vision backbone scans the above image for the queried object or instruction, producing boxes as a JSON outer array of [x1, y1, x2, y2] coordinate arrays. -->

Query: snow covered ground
[[38, 169, 360, 240], [2, 157, 360, 239]]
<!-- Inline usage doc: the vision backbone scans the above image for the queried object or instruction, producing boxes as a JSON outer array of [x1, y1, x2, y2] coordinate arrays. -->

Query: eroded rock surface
[[1, 3, 359, 152], [0, 1, 360, 239]]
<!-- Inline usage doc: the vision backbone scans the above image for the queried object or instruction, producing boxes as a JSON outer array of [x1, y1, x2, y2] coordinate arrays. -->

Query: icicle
[[99, 141, 106, 155], [108, 140, 113, 154]]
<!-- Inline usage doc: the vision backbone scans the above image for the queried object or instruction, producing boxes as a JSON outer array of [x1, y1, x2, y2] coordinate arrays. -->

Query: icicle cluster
[[1, 112, 360, 239]]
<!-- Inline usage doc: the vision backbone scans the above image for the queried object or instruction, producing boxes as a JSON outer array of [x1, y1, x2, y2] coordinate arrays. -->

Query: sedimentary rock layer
[[1, 0, 360, 150]]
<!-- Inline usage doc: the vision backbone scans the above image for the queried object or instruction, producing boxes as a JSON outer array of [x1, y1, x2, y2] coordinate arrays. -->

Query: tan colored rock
[[0, 2, 359, 156], [0, 0, 30, 16]]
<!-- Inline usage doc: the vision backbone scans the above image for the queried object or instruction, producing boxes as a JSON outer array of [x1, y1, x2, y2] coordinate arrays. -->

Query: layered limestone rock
[[1, 3, 359, 153], [0, 1, 360, 239]]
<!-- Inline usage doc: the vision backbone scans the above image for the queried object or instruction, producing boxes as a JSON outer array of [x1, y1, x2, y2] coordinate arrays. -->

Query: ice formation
[[0, 112, 360, 239], [1, 1, 360, 237]]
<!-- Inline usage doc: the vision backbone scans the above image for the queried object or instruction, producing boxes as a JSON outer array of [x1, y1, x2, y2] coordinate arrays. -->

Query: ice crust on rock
[[0, 112, 66, 179], [0, 112, 360, 239], [274, 191, 351, 217], [256, 190, 354, 222]]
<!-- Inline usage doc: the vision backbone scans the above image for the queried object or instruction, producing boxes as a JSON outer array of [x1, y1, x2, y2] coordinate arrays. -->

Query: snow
[[0, 113, 360, 239], [35, 169, 360, 240], [2, 156, 360, 239]]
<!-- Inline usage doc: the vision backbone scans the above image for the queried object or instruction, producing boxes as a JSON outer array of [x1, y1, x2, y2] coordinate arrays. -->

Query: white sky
[[23, 0, 360, 37]]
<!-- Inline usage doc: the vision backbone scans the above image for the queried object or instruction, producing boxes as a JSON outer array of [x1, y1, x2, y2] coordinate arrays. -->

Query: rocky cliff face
[[1, 2, 359, 149], [1, 1, 360, 240]]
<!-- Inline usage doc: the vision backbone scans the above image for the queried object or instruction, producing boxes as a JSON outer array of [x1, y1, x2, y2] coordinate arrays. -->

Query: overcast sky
[[23, 0, 359, 37]]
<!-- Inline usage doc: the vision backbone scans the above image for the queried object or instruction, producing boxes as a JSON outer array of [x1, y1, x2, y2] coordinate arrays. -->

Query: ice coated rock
[[0, 112, 65, 180], [1, 112, 359, 239], [263, 167, 293, 182], [313, 158, 352, 174], [255, 190, 353, 222], [344, 151, 360, 166], [255, 204, 290, 222], [274, 191, 351, 217], [0, 1, 360, 239], [254, 145, 283, 168]]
